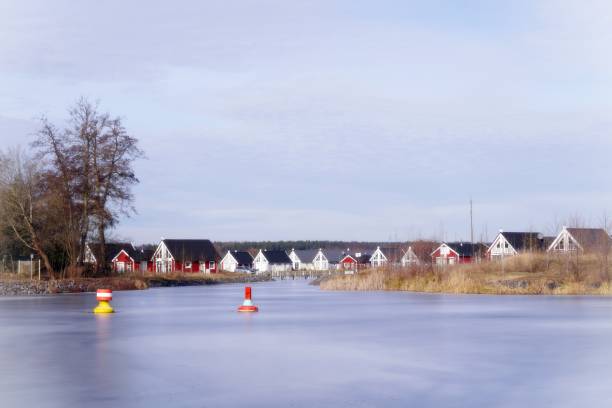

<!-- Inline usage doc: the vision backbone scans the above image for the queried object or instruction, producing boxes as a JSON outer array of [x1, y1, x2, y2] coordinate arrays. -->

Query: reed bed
[[320, 253, 612, 295]]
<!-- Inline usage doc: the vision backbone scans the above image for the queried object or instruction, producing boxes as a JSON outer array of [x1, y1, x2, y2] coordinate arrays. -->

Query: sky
[[1, 0, 612, 244]]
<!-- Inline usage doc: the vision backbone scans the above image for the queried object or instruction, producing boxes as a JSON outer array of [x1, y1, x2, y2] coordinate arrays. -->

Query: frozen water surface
[[2, 280, 612, 407]]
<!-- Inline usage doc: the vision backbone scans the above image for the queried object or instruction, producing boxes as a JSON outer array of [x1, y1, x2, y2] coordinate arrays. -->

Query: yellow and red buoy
[[238, 286, 258, 312], [93, 289, 114, 314]]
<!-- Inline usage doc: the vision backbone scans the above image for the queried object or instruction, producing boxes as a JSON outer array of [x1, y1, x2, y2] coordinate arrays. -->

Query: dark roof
[[542, 236, 556, 248], [262, 250, 292, 264], [500, 232, 544, 251], [566, 228, 612, 251], [446, 242, 487, 257], [163, 239, 220, 262], [134, 248, 154, 263], [378, 247, 403, 263], [324, 249, 347, 263], [354, 252, 372, 264], [90, 242, 135, 264], [229, 250, 253, 265], [294, 249, 319, 263]]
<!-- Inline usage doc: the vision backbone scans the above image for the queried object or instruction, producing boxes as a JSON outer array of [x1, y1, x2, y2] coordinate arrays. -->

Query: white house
[[289, 249, 330, 271], [400, 246, 420, 266], [369, 246, 388, 267], [152, 239, 220, 274], [220, 250, 254, 272], [487, 231, 544, 259], [253, 250, 293, 273], [547, 227, 612, 253]]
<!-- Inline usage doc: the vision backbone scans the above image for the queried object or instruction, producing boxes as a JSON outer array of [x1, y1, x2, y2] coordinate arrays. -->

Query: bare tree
[[0, 148, 55, 277], [90, 113, 143, 273], [33, 98, 143, 275]]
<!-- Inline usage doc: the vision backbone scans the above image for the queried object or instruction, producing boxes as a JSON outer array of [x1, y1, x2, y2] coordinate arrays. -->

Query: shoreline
[[0, 273, 271, 296]]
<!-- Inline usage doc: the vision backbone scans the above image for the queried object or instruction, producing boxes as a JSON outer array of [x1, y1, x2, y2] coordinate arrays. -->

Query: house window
[[504, 242, 509, 248], [185, 261, 192, 269], [209, 261, 215, 269]]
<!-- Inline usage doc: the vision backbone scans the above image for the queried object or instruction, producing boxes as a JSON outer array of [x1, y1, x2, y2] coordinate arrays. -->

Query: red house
[[431, 242, 486, 265], [85, 242, 135, 272], [110, 247, 155, 273], [152, 239, 220, 274], [338, 251, 372, 270]]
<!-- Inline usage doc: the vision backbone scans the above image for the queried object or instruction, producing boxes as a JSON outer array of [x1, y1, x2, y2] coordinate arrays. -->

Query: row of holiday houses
[[84, 227, 612, 274]]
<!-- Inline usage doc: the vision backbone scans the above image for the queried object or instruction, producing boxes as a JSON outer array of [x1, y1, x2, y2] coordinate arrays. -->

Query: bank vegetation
[[320, 253, 612, 295]]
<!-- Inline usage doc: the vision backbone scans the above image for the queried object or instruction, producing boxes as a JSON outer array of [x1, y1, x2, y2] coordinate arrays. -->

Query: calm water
[[2, 280, 612, 407]]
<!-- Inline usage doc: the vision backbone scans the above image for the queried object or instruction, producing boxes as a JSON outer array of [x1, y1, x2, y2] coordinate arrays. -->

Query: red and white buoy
[[238, 286, 258, 312], [93, 289, 114, 314]]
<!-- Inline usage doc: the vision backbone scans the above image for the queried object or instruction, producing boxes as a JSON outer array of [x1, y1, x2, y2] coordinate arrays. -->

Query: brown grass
[[320, 253, 612, 295]]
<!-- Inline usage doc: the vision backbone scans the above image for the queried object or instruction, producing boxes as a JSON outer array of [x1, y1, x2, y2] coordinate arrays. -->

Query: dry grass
[[145, 272, 268, 287], [320, 253, 612, 295]]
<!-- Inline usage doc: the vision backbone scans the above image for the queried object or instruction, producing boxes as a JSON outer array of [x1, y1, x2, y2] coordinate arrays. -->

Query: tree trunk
[[97, 223, 106, 275]]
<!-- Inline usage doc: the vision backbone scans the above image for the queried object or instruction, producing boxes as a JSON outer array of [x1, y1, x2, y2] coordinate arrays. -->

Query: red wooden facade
[[171, 260, 217, 273], [111, 249, 154, 273], [431, 244, 477, 265], [339, 255, 356, 269], [112, 250, 136, 273]]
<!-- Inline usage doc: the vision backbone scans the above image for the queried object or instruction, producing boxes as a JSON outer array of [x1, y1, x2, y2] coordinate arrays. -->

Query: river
[[1, 280, 612, 407]]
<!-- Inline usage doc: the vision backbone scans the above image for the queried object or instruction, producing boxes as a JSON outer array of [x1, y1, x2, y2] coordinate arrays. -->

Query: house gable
[[431, 243, 460, 258], [488, 233, 518, 257], [221, 251, 238, 266], [111, 249, 135, 263], [153, 240, 174, 261], [401, 246, 420, 265], [370, 247, 388, 262]]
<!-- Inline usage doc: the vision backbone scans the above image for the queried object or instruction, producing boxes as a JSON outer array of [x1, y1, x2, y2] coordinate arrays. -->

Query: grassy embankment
[[0, 272, 269, 295], [320, 253, 612, 295]]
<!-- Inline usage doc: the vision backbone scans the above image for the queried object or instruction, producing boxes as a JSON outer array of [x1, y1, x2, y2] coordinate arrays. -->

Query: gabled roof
[[293, 249, 319, 263], [228, 250, 254, 265], [401, 246, 419, 261], [162, 239, 220, 262], [339, 254, 357, 263], [497, 232, 544, 252], [262, 250, 292, 264], [90, 242, 135, 264], [134, 248, 155, 263], [377, 247, 403, 263], [566, 228, 612, 251], [445, 242, 487, 257], [324, 249, 347, 263]]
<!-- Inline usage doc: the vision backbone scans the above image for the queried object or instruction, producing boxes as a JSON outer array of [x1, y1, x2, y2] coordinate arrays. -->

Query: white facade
[[313, 250, 329, 270], [253, 250, 269, 273], [152, 241, 174, 273], [369, 247, 388, 268], [289, 249, 330, 271], [220, 251, 239, 272], [400, 246, 420, 266], [253, 250, 292, 273], [547, 227, 581, 253], [488, 233, 518, 258], [288, 250, 304, 270]]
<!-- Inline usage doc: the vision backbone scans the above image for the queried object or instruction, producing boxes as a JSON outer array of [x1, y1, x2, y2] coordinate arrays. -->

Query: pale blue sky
[[1, 1, 612, 243]]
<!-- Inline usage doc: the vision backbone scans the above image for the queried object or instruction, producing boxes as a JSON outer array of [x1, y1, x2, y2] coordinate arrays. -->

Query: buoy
[[93, 289, 114, 314], [238, 286, 258, 312]]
